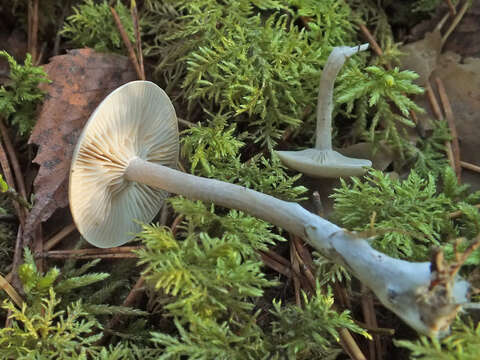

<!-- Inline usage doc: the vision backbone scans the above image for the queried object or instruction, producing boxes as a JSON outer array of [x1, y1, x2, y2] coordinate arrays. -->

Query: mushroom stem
[[315, 44, 369, 150], [125, 156, 468, 337], [125, 157, 316, 237]]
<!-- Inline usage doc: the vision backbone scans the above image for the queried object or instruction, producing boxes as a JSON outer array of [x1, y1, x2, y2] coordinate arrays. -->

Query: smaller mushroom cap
[[275, 149, 372, 178], [69, 81, 179, 248]]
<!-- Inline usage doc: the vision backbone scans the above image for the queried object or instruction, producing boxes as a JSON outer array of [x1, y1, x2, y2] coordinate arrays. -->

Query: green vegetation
[[0, 51, 49, 135], [61, 0, 135, 53], [331, 167, 480, 260], [1, 0, 479, 359]]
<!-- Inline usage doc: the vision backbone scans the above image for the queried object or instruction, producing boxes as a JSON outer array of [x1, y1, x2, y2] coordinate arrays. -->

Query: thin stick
[[0, 274, 23, 307], [460, 161, 480, 174], [449, 204, 480, 219], [292, 236, 316, 287], [41, 252, 138, 259], [33, 225, 44, 273], [44, 223, 77, 250], [43, 246, 142, 256], [178, 118, 197, 128], [10, 227, 24, 287], [130, 0, 145, 80], [442, 1, 470, 46], [263, 249, 291, 267], [358, 23, 383, 57], [110, 6, 143, 80], [0, 131, 24, 226], [170, 214, 184, 237], [354, 321, 395, 336], [436, 77, 462, 181], [446, 142, 456, 172], [445, 0, 457, 16], [340, 328, 367, 360], [290, 240, 302, 306], [106, 276, 145, 330], [31, 0, 39, 63], [260, 251, 292, 277], [426, 83, 444, 120], [0, 119, 28, 201]]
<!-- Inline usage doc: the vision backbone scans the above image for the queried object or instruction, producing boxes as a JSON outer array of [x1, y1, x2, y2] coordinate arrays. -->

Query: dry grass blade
[[130, 0, 145, 80], [110, 6, 142, 80], [45, 223, 77, 251], [449, 204, 480, 219], [460, 161, 480, 174], [436, 77, 462, 181], [0, 274, 24, 307]]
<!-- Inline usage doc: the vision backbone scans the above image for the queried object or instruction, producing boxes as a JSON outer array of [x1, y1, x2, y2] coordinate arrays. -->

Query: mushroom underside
[[276, 149, 372, 178]]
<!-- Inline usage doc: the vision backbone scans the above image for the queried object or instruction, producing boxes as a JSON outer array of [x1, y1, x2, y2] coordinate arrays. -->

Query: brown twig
[[39, 246, 142, 259], [442, 0, 470, 46], [130, 0, 145, 80], [449, 204, 480, 219], [358, 23, 383, 58], [107, 276, 145, 328], [425, 83, 444, 121], [0, 274, 24, 308], [110, 6, 143, 80], [0, 119, 28, 203], [260, 251, 291, 277], [170, 214, 184, 237], [340, 328, 367, 360], [460, 161, 480, 174], [0, 136, 24, 228], [436, 77, 461, 182], [99, 275, 146, 345], [292, 235, 316, 287], [34, 225, 44, 273], [445, 0, 457, 17], [32, 0, 39, 62], [427, 80, 459, 178], [44, 223, 77, 250], [361, 285, 383, 360], [290, 241, 302, 306], [41, 252, 139, 260], [354, 321, 395, 336], [178, 118, 197, 128], [27, 0, 39, 62]]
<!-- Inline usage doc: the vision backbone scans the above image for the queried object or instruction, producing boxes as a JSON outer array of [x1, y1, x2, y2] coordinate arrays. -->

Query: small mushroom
[[69, 80, 468, 337], [276, 44, 372, 178]]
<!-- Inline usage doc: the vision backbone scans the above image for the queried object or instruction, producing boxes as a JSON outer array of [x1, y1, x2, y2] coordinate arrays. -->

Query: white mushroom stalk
[[70, 81, 469, 338], [276, 44, 372, 177]]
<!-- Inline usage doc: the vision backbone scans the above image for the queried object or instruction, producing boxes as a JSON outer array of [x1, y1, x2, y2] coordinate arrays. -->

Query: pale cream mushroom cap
[[69, 81, 179, 248], [276, 149, 372, 178]]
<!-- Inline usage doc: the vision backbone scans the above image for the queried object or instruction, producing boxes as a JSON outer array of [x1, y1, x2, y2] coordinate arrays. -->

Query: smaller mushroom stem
[[315, 44, 369, 150]]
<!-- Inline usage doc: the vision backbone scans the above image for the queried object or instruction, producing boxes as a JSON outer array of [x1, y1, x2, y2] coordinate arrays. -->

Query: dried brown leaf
[[24, 48, 136, 244]]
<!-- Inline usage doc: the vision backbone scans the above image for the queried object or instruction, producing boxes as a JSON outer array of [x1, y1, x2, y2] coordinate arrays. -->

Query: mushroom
[[275, 44, 372, 178], [69, 80, 469, 337]]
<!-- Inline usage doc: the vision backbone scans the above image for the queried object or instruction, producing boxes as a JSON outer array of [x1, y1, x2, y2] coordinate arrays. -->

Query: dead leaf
[[24, 48, 136, 245], [338, 142, 394, 171], [400, 30, 442, 87], [432, 52, 480, 167]]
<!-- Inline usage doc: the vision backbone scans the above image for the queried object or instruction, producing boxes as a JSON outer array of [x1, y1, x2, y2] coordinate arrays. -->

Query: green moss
[[61, 0, 135, 53]]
